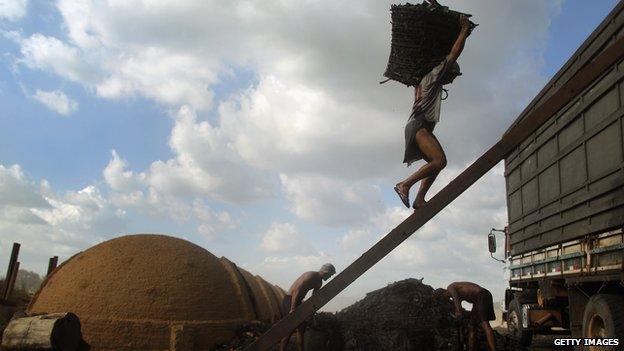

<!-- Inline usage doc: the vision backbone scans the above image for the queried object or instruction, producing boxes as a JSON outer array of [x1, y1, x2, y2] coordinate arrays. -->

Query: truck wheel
[[582, 294, 624, 351], [507, 299, 533, 347]]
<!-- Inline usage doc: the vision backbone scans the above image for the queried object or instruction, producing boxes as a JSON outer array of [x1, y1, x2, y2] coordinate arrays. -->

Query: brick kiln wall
[[26, 234, 285, 350]]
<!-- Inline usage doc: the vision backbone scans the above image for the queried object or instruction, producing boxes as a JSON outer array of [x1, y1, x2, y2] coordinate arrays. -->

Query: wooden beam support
[[6, 261, 19, 300], [3, 243, 20, 300], [47, 256, 59, 277], [244, 34, 624, 351]]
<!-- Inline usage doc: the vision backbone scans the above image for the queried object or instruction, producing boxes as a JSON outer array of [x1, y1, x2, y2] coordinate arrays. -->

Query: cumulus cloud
[[154, 106, 272, 203], [94, 48, 217, 109], [32, 89, 78, 115], [0, 0, 28, 21], [103, 150, 144, 193], [103, 106, 272, 208], [0, 164, 125, 273], [218, 76, 400, 180], [280, 174, 384, 227], [260, 222, 314, 254], [0, 164, 50, 209], [102, 145, 242, 241], [18, 33, 97, 84], [193, 200, 238, 241]]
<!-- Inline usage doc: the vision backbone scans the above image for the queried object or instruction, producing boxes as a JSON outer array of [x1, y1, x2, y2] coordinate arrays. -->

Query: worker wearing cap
[[394, 13, 473, 210], [443, 282, 496, 351], [279, 263, 336, 351]]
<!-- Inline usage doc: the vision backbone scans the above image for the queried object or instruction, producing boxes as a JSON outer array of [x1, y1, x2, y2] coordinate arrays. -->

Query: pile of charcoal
[[212, 322, 270, 351], [304, 312, 344, 351], [383, 2, 471, 86], [215, 279, 522, 351], [336, 279, 460, 350]]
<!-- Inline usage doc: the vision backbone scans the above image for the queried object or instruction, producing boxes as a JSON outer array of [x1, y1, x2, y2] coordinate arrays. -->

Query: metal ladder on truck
[[244, 35, 624, 351]]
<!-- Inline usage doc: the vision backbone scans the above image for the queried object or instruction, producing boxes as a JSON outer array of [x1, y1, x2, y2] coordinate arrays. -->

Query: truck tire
[[507, 299, 533, 347], [582, 294, 624, 351]]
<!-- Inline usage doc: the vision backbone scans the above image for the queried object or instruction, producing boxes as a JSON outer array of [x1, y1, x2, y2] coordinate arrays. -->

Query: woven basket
[[383, 2, 471, 86]]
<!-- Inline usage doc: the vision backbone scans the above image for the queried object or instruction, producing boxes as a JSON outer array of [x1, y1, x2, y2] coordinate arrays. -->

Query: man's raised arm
[[447, 285, 463, 317], [446, 15, 472, 64]]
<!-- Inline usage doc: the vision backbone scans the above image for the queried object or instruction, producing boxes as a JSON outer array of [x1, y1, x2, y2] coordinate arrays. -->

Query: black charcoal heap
[[337, 279, 459, 350], [216, 279, 522, 350], [212, 322, 270, 350]]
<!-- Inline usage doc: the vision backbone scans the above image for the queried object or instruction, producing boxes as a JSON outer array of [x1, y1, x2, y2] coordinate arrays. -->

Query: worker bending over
[[279, 263, 336, 351], [443, 281, 496, 351]]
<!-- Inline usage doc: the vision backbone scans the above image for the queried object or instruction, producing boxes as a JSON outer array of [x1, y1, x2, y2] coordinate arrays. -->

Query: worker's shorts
[[403, 113, 437, 166], [471, 289, 496, 323]]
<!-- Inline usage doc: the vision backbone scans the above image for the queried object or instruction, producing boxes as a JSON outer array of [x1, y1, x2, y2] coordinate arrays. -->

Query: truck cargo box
[[504, 2, 624, 255]]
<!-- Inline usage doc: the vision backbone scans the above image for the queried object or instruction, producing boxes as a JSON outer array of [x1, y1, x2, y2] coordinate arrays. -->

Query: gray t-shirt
[[411, 59, 448, 123]]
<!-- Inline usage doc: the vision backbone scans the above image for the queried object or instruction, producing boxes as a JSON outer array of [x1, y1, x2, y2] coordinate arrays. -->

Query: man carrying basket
[[394, 14, 473, 209]]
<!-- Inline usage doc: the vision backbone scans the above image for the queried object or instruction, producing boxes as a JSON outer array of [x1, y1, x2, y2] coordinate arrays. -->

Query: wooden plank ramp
[[244, 34, 624, 351]]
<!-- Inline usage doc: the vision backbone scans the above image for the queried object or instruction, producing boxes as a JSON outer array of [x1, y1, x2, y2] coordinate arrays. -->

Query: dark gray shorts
[[403, 114, 437, 166], [471, 289, 496, 323]]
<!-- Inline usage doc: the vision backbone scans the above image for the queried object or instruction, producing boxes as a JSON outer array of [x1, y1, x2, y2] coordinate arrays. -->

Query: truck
[[490, 1, 624, 348]]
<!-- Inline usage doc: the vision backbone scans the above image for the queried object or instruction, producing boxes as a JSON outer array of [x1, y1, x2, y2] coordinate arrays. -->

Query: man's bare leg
[[482, 321, 496, 351], [413, 171, 439, 209], [467, 324, 476, 351], [397, 129, 446, 206]]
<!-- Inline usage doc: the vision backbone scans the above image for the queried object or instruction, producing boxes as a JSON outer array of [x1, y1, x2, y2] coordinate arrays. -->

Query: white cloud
[[103, 146, 243, 240], [58, 96, 277, 243], [0, 164, 49, 208], [155, 106, 271, 203], [339, 229, 371, 250], [0, 164, 126, 273], [260, 222, 314, 254], [95, 47, 216, 109], [131, 106, 273, 204], [32, 89, 78, 115], [217, 75, 400, 180], [17, 5, 220, 109], [18, 34, 97, 84], [0, 0, 28, 21], [103, 150, 144, 192], [280, 174, 384, 227], [193, 200, 238, 241]]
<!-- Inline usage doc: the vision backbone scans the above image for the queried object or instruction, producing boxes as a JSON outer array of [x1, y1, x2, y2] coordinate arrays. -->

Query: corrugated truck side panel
[[505, 3, 624, 255]]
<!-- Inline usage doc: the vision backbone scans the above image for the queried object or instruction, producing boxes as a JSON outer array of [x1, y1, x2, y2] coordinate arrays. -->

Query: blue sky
[[0, 0, 619, 310]]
